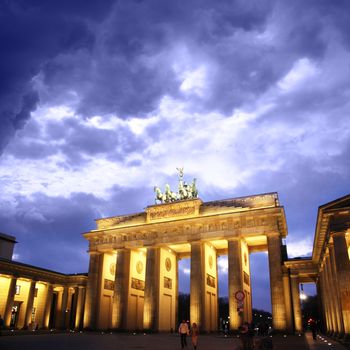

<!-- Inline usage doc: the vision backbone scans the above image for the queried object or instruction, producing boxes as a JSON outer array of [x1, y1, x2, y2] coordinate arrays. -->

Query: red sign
[[235, 291, 245, 301]]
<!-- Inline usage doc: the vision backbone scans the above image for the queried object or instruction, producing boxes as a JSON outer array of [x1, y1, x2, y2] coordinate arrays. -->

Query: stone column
[[332, 231, 350, 338], [60, 286, 69, 329], [111, 249, 130, 329], [283, 272, 293, 333], [323, 258, 335, 333], [190, 241, 204, 327], [4, 276, 17, 327], [320, 268, 331, 332], [325, 254, 339, 334], [23, 280, 36, 329], [144, 247, 160, 330], [228, 238, 243, 330], [83, 252, 103, 329], [290, 275, 302, 333], [267, 232, 287, 331], [74, 286, 85, 329], [329, 243, 345, 336], [43, 283, 54, 329], [175, 255, 179, 329], [316, 278, 325, 333]]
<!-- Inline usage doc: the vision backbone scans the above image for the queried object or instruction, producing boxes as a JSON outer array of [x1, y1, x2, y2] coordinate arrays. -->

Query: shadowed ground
[[0, 332, 310, 350]]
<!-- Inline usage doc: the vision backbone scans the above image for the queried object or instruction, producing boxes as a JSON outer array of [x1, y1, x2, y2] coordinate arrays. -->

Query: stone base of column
[[334, 332, 344, 340], [340, 333, 350, 342]]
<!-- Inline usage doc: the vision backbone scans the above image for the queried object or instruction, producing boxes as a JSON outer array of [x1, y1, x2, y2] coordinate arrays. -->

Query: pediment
[[322, 194, 350, 213]]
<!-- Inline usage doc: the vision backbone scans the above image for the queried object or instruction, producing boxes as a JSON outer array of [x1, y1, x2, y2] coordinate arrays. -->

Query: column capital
[[227, 236, 241, 242], [265, 231, 280, 238], [190, 240, 202, 246], [331, 230, 347, 238], [89, 250, 102, 256], [290, 274, 299, 279], [114, 247, 129, 253]]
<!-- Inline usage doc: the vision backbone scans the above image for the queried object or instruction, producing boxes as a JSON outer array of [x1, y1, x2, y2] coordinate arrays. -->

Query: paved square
[[0, 332, 309, 350]]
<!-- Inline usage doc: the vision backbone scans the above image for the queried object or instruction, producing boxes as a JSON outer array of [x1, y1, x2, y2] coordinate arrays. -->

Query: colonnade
[[0, 274, 86, 330], [285, 228, 350, 340], [83, 232, 292, 332], [318, 231, 350, 339]]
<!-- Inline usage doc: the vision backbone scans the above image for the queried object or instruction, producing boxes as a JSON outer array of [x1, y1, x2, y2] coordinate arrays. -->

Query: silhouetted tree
[[301, 295, 319, 329], [178, 293, 190, 325]]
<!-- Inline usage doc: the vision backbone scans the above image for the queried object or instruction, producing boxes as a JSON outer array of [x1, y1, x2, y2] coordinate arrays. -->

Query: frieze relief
[[89, 215, 277, 249]]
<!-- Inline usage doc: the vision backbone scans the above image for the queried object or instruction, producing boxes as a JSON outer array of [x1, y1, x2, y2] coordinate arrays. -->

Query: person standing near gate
[[0, 315, 4, 336], [179, 320, 189, 348], [190, 322, 199, 350], [239, 322, 254, 350]]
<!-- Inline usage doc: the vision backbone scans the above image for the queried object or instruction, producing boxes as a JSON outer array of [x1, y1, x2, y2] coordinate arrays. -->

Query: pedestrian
[[190, 322, 199, 350], [0, 315, 4, 336], [178, 319, 189, 348], [309, 319, 317, 340], [239, 322, 254, 350]]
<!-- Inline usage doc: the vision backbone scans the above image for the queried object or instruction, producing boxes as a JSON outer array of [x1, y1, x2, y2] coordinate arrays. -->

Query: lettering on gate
[[149, 205, 195, 221], [146, 199, 202, 222]]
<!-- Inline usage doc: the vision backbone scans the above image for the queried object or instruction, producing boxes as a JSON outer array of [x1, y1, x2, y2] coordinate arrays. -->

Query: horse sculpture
[[154, 186, 166, 204], [165, 184, 178, 202], [154, 168, 198, 204], [191, 178, 198, 198]]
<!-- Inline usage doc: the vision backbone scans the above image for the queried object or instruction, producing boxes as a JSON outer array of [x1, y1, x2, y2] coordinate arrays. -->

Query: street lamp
[[300, 283, 307, 300]]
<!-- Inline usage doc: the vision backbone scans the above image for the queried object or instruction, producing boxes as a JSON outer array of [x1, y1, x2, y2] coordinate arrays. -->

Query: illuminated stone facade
[[284, 195, 350, 340], [1, 193, 349, 336], [0, 242, 87, 330], [83, 193, 292, 332]]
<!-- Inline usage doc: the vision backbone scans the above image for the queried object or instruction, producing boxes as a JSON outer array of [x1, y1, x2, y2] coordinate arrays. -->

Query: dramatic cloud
[[1, 1, 350, 308]]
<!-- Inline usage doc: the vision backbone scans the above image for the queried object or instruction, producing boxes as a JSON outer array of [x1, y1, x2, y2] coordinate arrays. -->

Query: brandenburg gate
[[83, 170, 292, 332]]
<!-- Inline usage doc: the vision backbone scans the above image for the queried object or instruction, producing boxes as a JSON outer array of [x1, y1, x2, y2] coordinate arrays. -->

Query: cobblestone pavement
[[305, 332, 349, 350], [0, 332, 311, 350]]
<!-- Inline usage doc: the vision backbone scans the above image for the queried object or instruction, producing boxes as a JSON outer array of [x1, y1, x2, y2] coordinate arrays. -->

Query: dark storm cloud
[[0, 0, 113, 154], [0, 192, 101, 273], [48, 117, 145, 166], [41, 0, 276, 117], [2, 0, 348, 156], [0, 185, 150, 273]]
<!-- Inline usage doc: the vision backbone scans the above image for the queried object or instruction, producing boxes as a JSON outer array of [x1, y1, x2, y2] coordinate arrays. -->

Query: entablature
[[0, 258, 87, 287], [86, 207, 286, 253]]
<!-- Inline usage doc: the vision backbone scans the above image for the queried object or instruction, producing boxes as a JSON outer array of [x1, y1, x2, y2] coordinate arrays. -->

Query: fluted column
[[228, 238, 243, 330], [74, 286, 85, 329], [83, 252, 103, 329], [320, 268, 331, 332], [144, 247, 160, 330], [329, 243, 345, 336], [324, 257, 336, 333], [332, 231, 350, 338], [23, 280, 36, 328], [4, 276, 17, 327], [43, 283, 54, 328], [290, 275, 302, 333], [316, 278, 326, 333], [283, 272, 293, 332], [325, 254, 339, 335], [190, 241, 204, 327], [267, 233, 287, 330], [111, 249, 130, 329], [60, 286, 69, 329]]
